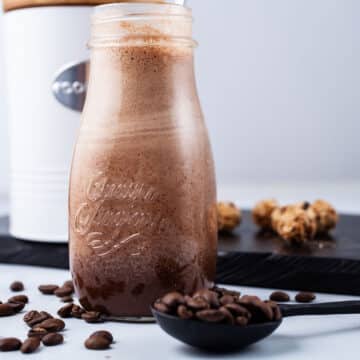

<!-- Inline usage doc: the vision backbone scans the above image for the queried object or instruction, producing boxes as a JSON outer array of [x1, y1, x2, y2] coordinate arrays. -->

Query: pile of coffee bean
[[269, 290, 316, 303], [0, 294, 28, 317], [57, 303, 104, 323], [39, 280, 106, 323], [154, 287, 282, 326], [0, 309, 65, 353], [2, 278, 317, 353], [0, 280, 115, 353]]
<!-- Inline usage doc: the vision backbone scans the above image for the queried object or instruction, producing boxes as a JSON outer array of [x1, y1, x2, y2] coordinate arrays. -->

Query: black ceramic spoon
[[152, 301, 360, 351]]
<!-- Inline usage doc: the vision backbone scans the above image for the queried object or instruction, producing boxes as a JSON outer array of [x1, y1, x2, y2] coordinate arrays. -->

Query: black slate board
[[217, 211, 360, 295], [0, 217, 69, 269], [1, 212, 360, 295]]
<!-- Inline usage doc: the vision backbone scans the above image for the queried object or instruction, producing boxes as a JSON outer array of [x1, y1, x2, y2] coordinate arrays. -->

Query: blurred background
[[0, 0, 359, 212]]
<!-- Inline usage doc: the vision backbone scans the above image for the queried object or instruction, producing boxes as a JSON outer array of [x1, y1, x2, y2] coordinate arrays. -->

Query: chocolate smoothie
[[69, 3, 217, 318]]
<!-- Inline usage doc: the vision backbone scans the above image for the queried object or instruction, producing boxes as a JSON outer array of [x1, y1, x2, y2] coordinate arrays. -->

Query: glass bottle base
[[104, 315, 155, 323]]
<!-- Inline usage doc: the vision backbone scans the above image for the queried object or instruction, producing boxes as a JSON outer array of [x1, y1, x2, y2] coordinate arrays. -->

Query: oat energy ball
[[252, 199, 279, 229], [311, 200, 338, 233], [276, 205, 317, 245], [217, 202, 242, 232], [271, 206, 284, 233]]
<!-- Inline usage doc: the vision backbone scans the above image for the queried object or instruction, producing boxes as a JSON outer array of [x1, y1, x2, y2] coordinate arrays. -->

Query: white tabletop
[[0, 264, 360, 360]]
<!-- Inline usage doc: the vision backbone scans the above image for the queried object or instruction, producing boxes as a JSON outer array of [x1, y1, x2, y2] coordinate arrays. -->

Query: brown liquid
[[69, 9, 217, 318]]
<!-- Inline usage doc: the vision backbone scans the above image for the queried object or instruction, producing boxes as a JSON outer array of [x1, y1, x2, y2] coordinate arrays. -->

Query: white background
[[0, 0, 359, 199]]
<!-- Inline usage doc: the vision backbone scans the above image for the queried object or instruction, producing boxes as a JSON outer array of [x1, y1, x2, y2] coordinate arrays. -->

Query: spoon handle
[[280, 301, 360, 317]]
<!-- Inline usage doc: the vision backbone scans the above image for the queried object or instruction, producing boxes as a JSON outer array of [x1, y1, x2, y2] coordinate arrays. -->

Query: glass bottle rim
[[90, 2, 196, 49], [92, 2, 191, 24]]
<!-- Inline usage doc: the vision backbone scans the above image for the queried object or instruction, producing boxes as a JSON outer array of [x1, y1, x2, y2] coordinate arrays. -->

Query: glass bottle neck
[[89, 3, 195, 49]]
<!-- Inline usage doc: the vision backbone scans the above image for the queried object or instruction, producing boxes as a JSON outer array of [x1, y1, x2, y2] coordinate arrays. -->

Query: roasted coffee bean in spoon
[[153, 295, 360, 351]]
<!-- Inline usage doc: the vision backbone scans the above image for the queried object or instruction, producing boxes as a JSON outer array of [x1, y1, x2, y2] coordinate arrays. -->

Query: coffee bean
[[236, 316, 249, 326], [185, 297, 209, 311], [153, 300, 170, 314], [24, 310, 40, 324], [213, 286, 240, 298], [224, 303, 251, 319], [0, 303, 16, 316], [90, 331, 113, 343], [58, 303, 73, 318], [0, 337, 22, 351], [28, 327, 48, 339], [269, 291, 290, 302], [38, 318, 65, 332], [8, 295, 29, 304], [238, 295, 274, 322], [38, 285, 59, 295], [266, 300, 282, 321], [21, 337, 40, 353], [71, 304, 85, 318], [196, 309, 225, 323], [177, 305, 193, 320], [220, 294, 235, 306], [62, 280, 74, 291], [85, 335, 111, 350], [193, 289, 220, 308], [24, 310, 52, 327], [54, 287, 73, 298], [81, 311, 104, 323], [219, 306, 235, 325], [161, 292, 185, 309], [61, 296, 73, 303], [295, 292, 316, 303], [10, 281, 24, 292], [40, 311, 53, 319], [8, 301, 25, 313], [42, 333, 64, 346]]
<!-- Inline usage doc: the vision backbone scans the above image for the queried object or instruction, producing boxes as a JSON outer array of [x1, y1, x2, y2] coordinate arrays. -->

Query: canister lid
[[3, 0, 178, 12]]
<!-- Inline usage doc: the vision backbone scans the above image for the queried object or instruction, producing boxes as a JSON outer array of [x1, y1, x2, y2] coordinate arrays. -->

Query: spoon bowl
[[152, 300, 360, 352], [152, 308, 282, 351]]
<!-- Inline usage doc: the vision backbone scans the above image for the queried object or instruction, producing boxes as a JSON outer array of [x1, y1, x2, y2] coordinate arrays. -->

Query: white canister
[[2, 0, 185, 243], [3, 4, 93, 242]]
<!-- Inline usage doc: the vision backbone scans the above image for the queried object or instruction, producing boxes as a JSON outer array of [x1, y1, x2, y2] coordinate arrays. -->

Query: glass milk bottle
[[69, 2, 217, 320]]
